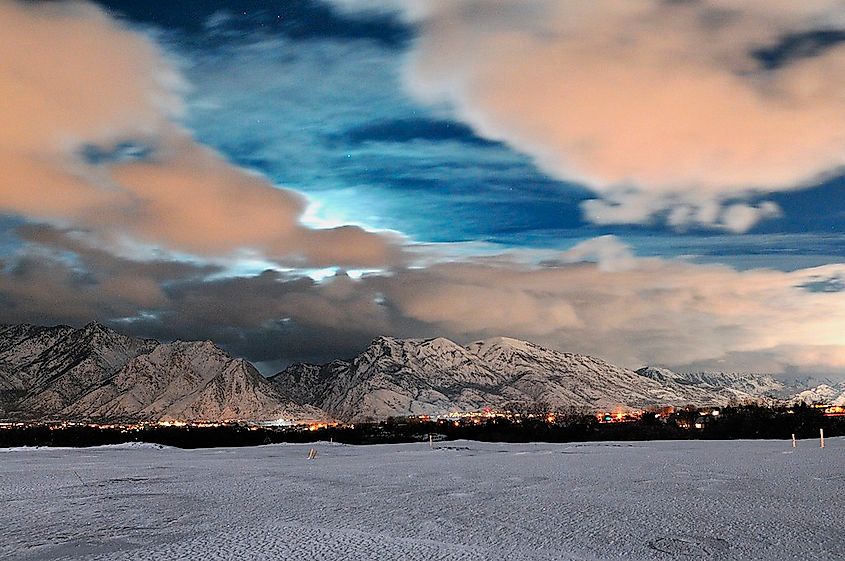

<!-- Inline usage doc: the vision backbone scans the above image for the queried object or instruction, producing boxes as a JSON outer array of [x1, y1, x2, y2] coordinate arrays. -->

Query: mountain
[[271, 336, 784, 422], [273, 337, 518, 422], [61, 341, 323, 422], [634, 367, 784, 404], [0, 323, 322, 423], [2, 323, 833, 424], [0, 322, 157, 417], [792, 384, 845, 406]]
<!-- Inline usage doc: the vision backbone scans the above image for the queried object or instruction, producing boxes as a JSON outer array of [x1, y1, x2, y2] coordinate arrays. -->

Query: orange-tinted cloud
[[366, 237, 845, 374], [3, 1, 845, 376], [0, 1, 395, 267], [333, 0, 845, 231], [7, 227, 845, 375]]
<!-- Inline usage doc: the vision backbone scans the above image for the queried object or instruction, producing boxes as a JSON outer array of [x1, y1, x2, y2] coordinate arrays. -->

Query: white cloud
[[330, 0, 845, 231], [720, 202, 782, 233]]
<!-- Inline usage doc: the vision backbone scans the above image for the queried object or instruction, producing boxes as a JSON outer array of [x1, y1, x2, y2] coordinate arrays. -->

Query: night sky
[[2, 0, 845, 377]]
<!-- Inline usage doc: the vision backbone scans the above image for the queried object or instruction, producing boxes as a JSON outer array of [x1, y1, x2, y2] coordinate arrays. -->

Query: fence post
[[792, 434, 796, 448], [820, 428, 825, 449]]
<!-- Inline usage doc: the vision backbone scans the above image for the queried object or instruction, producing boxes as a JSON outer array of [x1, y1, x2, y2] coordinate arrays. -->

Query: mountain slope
[[273, 336, 785, 421], [64, 341, 323, 421], [272, 337, 516, 421], [792, 384, 845, 406], [0, 324, 323, 422], [0, 322, 157, 417], [634, 366, 784, 405], [470, 337, 679, 409]]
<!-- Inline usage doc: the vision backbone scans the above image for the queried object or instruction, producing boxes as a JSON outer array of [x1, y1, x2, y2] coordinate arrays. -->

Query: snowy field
[[1, 438, 842, 561]]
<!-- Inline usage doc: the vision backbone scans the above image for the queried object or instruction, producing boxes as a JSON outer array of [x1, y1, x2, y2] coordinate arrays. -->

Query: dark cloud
[[15, 224, 220, 281], [0, 225, 215, 327], [80, 140, 154, 165], [2, 227, 398, 366], [5, 226, 845, 377], [753, 29, 845, 70], [798, 276, 845, 293]]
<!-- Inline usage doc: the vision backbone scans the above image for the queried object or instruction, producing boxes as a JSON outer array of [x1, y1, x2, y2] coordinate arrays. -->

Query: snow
[[1, 438, 843, 560], [275, 336, 788, 422], [469, 336, 538, 355], [0, 324, 319, 423], [794, 384, 845, 406]]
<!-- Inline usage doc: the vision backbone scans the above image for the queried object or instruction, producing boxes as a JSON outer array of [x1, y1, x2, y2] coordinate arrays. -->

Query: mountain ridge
[[0, 323, 322, 423], [270, 335, 792, 422], [0, 324, 836, 423]]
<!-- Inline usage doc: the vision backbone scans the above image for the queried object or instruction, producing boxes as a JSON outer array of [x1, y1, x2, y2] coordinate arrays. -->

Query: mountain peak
[[424, 336, 460, 347], [794, 384, 845, 406], [635, 366, 678, 383], [273, 334, 792, 421], [79, 320, 112, 338], [0, 322, 317, 423], [368, 335, 406, 349], [166, 339, 227, 354], [466, 336, 559, 366], [469, 336, 536, 354], [363, 336, 467, 358]]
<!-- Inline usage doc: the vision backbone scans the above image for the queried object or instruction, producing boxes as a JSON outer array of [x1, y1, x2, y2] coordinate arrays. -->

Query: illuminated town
[[2, 400, 843, 445]]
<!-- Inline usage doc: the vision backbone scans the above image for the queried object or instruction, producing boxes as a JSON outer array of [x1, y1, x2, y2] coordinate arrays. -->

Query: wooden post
[[792, 434, 797, 448], [820, 429, 825, 449]]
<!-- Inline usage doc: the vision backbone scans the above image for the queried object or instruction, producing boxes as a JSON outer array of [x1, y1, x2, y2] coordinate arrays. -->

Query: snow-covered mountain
[[271, 336, 786, 421], [0, 323, 322, 423], [792, 384, 845, 406], [62, 340, 323, 422], [0, 322, 157, 417], [634, 367, 784, 404], [271, 337, 515, 422], [3, 324, 837, 424]]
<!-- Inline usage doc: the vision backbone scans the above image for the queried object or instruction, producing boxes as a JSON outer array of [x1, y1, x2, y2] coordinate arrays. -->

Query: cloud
[[374, 247, 845, 375], [8, 226, 845, 377], [719, 202, 783, 234], [329, 0, 845, 231], [537, 235, 637, 272], [0, 224, 215, 328], [0, 1, 394, 267], [3, 1, 845, 379]]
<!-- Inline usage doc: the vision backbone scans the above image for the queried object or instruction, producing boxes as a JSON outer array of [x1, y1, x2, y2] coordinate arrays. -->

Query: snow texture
[[0, 325, 837, 424], [1, 438, 842, 560], [0, 323, 322, 423], [272, 336, 786, 421], [793, 384, 845, 406]]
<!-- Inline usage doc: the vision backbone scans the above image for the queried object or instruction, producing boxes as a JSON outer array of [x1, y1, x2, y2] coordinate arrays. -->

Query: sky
[[2, 0, 845, 377]]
